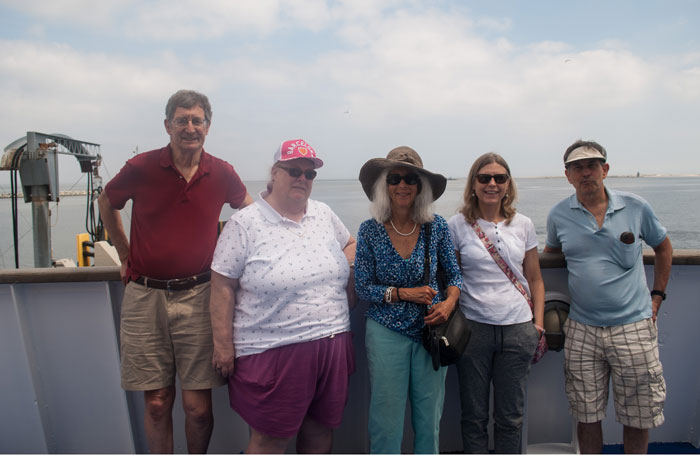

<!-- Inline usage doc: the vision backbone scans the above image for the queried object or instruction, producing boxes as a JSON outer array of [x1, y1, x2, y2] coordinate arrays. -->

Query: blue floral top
[[354, 215, 462, 342]]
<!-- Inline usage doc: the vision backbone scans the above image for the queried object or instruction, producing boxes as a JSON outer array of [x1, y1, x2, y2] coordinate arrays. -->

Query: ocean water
[[1, 176, 698, 269]]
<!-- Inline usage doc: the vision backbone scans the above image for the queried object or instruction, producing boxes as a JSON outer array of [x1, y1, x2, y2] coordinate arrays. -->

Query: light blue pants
[[365, 318, 448, 454]]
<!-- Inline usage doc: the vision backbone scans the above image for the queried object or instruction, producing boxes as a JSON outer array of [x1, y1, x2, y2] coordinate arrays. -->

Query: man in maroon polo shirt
[[98, 89, 252, 453]]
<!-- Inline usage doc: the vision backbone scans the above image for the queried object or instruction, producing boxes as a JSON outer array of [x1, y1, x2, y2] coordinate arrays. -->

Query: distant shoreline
[[1, 174, 698, 197], [531, 174, 700, 179]]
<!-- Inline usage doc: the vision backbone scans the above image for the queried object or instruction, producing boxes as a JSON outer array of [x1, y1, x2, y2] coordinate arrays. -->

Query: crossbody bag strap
[[422, 223, 432, 316], [423, 222, 431, 286], [470, 220, 534, 311]]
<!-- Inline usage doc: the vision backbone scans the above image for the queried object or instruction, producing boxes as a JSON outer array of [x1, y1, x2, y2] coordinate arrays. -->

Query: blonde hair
[[459, 152, 518, 225], [370, 168, 435, 224]]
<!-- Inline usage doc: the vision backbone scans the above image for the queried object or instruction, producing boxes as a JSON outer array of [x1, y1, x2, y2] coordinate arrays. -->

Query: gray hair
[[165, 89, 212, 123], [370, 168, 434, 224], [265, 162, 281, 194]]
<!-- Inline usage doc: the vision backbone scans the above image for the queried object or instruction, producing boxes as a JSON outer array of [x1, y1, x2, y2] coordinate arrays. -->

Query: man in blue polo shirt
[[544, 139, 672, 454]]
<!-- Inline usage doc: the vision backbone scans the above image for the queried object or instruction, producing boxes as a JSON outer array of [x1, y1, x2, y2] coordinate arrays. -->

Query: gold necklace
[[390, 219, 417, 236]]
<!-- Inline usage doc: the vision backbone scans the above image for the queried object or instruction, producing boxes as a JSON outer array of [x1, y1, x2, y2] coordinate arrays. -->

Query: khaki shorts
[[564, 317, 666, 429], [120, 281, 225, 391]]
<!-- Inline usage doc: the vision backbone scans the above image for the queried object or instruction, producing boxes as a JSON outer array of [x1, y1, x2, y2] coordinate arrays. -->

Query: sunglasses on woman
[[475, 173, 509, 184], [386, 173, 421, 185], [278, 166, 318, 180]]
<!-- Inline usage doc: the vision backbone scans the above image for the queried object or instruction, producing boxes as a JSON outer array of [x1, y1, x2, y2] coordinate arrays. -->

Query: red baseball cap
[[273, 139, 324, 168]]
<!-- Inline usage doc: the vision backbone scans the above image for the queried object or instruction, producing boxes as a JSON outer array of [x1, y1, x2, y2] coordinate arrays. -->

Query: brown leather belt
[[133, 271, 211, 291]]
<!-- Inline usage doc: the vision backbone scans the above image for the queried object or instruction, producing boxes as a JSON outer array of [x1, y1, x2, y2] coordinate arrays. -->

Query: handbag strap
[[422, 222, 431, 298], [470, 220, 534, 311]]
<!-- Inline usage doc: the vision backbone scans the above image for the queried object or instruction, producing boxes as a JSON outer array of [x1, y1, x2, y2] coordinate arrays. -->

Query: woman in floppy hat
[[355, 146, 462, 454]]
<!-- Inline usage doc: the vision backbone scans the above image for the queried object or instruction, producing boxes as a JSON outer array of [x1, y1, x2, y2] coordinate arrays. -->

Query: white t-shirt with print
[[211, 195, 352, 357], [448, 212, 537, 326]]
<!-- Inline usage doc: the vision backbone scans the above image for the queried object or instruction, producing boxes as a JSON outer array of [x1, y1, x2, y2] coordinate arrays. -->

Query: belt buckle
[[166, 276, 197, 291]]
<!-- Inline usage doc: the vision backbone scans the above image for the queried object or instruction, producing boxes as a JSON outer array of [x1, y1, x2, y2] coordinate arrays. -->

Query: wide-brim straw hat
[[358, 146, 447, 201]]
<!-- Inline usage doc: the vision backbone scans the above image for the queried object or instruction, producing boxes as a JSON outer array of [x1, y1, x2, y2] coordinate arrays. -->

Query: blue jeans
[[456, 319, 539, 453], [365, 318, 447, 454]]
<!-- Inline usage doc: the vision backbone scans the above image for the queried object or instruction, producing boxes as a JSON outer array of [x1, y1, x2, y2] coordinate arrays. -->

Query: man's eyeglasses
[[386, 173, 421, 185], [172, 117, 208, 128], [475, 173, 509, 184], [278, 166, 317, 180]]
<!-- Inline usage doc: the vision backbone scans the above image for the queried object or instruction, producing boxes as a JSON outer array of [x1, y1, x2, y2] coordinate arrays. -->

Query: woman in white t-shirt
[[447, 152, 545, 454], [209, 139, 356, 454]]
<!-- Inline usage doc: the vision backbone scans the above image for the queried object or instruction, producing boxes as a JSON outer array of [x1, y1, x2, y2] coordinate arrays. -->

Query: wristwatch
[[650, 290, 667, 301]]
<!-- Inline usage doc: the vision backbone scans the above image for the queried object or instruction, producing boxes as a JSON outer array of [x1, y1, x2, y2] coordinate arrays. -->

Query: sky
[[1, 0, 699, 184]]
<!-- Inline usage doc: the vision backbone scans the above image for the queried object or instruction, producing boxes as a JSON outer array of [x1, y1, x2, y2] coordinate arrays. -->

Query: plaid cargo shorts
[[563, 317, 666, 429]]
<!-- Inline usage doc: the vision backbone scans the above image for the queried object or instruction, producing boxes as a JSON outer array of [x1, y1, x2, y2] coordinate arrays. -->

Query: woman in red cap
[[209, 139, 356, 453]]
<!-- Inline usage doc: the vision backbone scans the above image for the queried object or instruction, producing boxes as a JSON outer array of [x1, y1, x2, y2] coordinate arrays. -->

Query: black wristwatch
[[650, 290, 667, 301]]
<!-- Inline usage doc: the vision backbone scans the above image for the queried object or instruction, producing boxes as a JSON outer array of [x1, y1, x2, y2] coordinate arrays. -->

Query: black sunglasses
[[475, 173, 509, 184], [386, 173, 421, 185], [278, 166, 317, 180]]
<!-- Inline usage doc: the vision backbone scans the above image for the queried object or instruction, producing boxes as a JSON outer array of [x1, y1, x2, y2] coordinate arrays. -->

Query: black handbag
[[420, 223, 471, 370]]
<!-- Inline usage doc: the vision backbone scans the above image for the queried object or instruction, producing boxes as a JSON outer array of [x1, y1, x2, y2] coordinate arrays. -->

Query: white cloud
[[667, 66, 700, 100], [281, 0, 333, 32], [125, 0, 283, 40], [0, 38, 217, 163], [312, 8, 664, 129], [0, 40, 197, 104], [122, 0, 413, 40], [1, 1, 698, 179], [1, 0, 415, 40]]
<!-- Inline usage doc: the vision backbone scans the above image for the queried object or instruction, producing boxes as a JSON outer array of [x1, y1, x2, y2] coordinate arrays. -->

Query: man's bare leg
[[577, 421, 603, 454], [182, 388, 214, 454], [623, 426, 649, 454], [144, 386, 176, 453]]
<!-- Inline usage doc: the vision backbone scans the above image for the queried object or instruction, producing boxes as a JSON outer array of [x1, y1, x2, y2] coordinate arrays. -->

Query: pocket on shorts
[[339, 332, 357, 375], [618, 344, 666, 403], [619, 364, 666, 421], [234, 350, 280, 390], [649, 367, 667, 415], [629, 318, 659, 345], [650, 363, 665, 389], [646, 317, 658, 342]]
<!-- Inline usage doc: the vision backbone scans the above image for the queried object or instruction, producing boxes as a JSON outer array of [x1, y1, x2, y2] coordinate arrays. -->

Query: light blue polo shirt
[[545, 189, 667, 326]]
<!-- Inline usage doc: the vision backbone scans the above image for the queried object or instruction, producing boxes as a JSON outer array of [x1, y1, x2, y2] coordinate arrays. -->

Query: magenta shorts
[[228, 332, 355, 438]]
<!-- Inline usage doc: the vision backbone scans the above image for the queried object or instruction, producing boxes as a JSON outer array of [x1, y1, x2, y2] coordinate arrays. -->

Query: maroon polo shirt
[[104, 145, 247, 280]]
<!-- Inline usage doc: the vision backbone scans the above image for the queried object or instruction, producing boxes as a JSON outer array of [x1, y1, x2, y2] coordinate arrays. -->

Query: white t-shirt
[[211, 195, 352, 357], [447, 213, 537, 325]]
